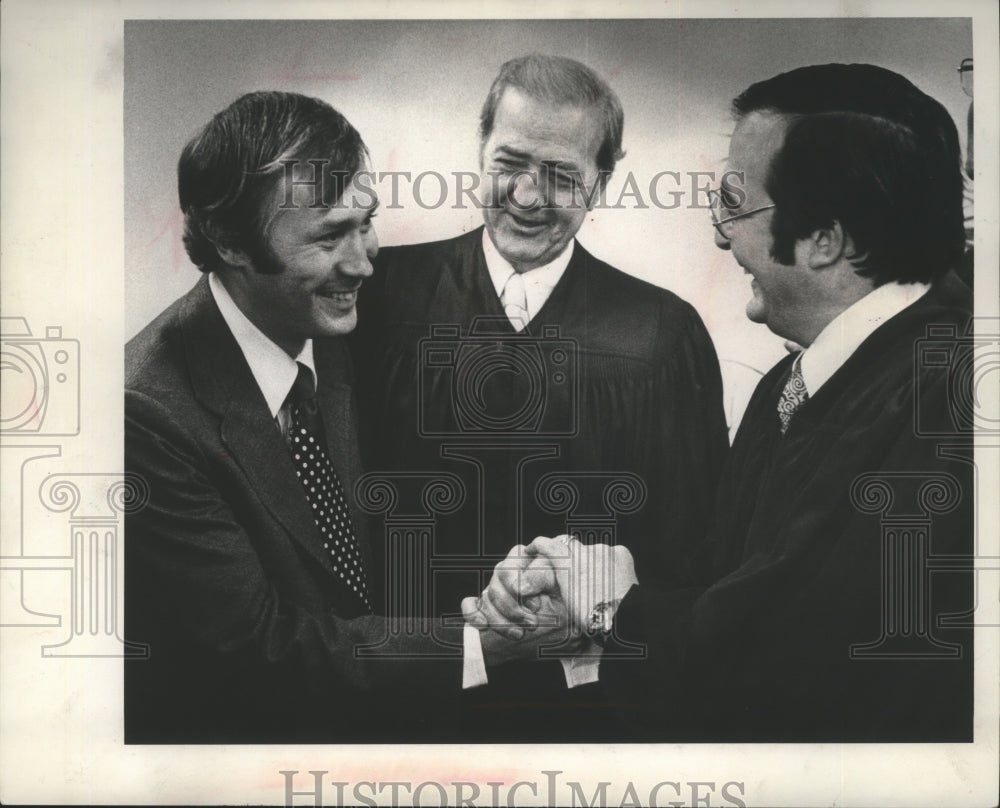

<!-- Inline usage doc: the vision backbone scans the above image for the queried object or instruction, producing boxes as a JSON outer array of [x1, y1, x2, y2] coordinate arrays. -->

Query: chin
[[318, 312, 358, 337], [495, 235, 548, 267], [745, 299, 768, 325]]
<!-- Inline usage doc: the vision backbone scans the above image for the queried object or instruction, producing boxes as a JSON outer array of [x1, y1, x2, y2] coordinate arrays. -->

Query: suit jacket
[[124, 276, 464, 743], [600, 273, 975, 741]]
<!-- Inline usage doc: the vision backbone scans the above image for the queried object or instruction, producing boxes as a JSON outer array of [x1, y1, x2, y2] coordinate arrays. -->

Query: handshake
[[461, 535, 638, 667]]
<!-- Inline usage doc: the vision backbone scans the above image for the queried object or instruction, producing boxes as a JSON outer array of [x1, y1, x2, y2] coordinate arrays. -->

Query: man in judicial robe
[[469, 63, 975, 742], [351, 54, 730, 739], [124, 91, 553, 743]]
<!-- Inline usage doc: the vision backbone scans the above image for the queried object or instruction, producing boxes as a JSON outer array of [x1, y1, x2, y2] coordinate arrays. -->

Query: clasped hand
[[462, 535, 637, 665]]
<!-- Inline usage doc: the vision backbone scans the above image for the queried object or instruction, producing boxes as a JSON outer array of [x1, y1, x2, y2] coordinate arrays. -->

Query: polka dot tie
[[777, 353, 809, 435], [285, 362, 372, 613]]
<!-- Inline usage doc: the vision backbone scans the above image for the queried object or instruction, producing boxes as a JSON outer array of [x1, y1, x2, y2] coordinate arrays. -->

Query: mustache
[[317, 282, 363, 294]]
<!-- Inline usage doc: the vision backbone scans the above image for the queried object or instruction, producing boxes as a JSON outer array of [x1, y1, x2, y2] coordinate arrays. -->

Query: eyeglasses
[[708, 186, 776, 238], [958, 58, 973, 98]]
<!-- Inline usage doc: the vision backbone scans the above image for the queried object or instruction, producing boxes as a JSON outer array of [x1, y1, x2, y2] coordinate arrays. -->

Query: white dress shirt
[[208, 272, 315, 436], [800, 281, 930, 396], [483, 228, 574, 326]]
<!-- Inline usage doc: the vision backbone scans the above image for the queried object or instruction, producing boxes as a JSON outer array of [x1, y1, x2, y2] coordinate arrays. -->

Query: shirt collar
[[208, 272, 316, 418], [800, 281, 930, 396], [482, 228, 574, 315]]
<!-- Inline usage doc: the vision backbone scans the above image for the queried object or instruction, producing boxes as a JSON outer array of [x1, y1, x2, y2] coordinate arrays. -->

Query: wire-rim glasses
[[708, 186, 776, 237], [958, 58, 973, 98]]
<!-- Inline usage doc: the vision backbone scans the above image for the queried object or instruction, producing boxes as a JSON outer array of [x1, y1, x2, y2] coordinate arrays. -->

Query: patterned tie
[[777, 353, 809, 435], [501, 271, 529, 331], [285, 362, 372, 613]]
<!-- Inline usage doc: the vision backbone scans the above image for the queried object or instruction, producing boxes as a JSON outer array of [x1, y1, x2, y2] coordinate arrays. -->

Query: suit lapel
[[178, 277, 339, 575]]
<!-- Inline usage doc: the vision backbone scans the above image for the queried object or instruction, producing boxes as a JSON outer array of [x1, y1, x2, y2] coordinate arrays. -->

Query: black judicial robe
[[600, 273, 975, 742], [352, 227, 729, 739]]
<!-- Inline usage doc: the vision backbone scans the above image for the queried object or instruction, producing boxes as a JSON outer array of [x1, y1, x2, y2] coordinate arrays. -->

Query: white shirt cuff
[[559, 639, 603, 687], [462, 624, 489, 689]]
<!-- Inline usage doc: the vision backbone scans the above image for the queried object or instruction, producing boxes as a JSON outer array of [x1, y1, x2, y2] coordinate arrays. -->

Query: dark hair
[[733, 63, 965, 284], [178, 91, 367, 273], [479, 53, 625, 176]]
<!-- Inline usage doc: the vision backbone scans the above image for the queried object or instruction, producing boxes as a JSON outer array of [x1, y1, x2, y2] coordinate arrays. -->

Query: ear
[[805, 220, 851, 270], [214, 243, 254, 271], [202, 223, 253, 271]]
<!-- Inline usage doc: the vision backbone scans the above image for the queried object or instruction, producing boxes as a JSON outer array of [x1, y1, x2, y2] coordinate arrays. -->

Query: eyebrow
[[540, 159, 582, 175], [494, 148, 583, 175], [311, 200, 380, 236], [495, 146, 528, 157]]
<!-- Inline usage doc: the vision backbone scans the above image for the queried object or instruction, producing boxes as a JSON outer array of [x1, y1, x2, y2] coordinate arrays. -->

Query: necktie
[[501, 271, 529, 331], [777, 353, 809, 435], [285, 362, 372, 613]]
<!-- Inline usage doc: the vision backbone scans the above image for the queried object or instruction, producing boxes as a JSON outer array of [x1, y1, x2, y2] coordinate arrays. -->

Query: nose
[[340, 229, 376, 279], [508, 171, 543, 211], [714, 227, 732, 251]]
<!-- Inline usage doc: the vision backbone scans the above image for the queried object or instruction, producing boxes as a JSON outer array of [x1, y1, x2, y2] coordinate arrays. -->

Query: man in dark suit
[[351, 54, 729, 740], [124, 91, 556, 743], [470, 63, 975, 742]]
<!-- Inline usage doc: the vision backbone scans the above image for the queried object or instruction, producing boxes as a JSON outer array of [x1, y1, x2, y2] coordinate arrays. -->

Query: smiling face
[[480, 87, 603, 272], [223, 177, 379, 356], [715, 111, 815, 343]]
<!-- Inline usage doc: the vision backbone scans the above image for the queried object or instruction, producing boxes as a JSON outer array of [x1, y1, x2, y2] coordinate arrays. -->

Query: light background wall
[[1, 5, 995, 805], [125, 17, 973, 372]]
